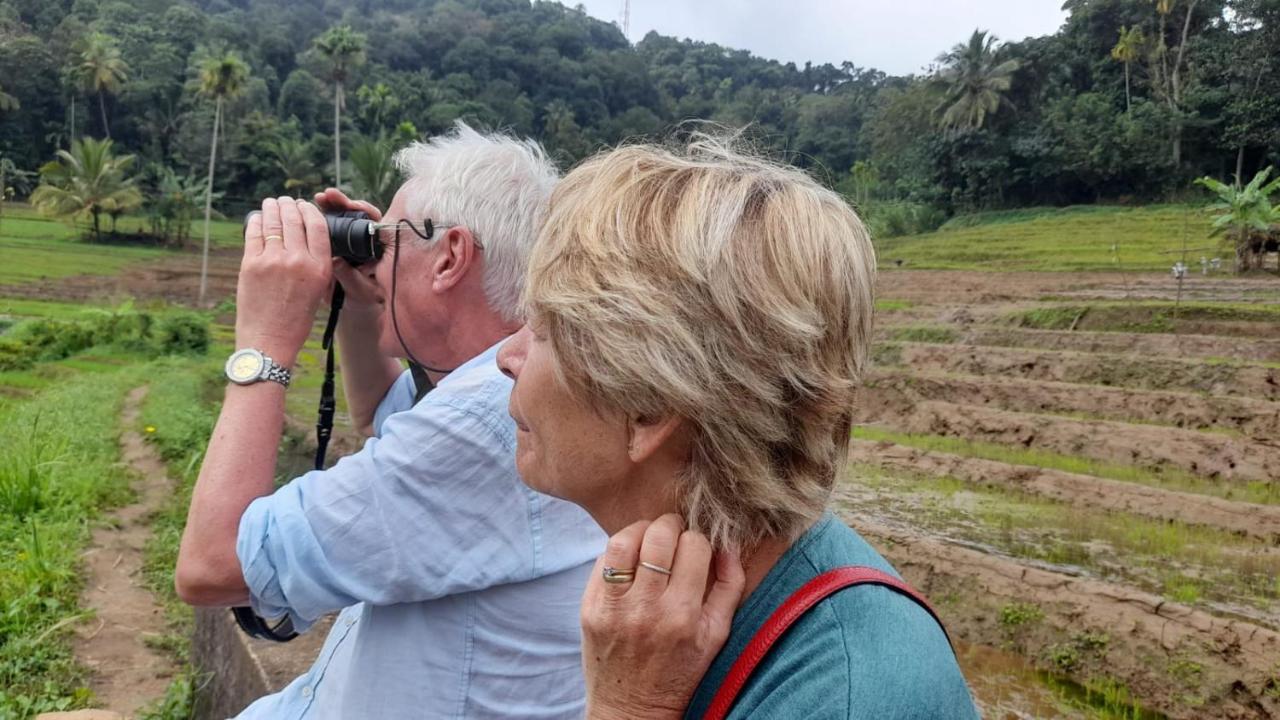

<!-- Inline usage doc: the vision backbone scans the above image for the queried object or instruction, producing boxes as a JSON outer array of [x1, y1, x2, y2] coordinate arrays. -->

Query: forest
[[0, 0, 1278, 239]]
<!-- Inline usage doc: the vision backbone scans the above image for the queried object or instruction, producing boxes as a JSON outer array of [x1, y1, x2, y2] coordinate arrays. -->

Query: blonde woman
[[497, 138, 978, 719]]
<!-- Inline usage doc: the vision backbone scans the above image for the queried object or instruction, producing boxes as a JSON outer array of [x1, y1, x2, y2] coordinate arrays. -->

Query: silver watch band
[[262, 355, 292, 388]]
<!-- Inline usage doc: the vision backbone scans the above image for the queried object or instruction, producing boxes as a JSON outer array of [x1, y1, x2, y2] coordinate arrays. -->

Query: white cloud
[[570, 0, 1066, 76]]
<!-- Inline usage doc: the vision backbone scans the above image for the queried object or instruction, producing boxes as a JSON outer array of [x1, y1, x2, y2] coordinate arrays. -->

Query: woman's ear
[[626, 413, 687, 464]]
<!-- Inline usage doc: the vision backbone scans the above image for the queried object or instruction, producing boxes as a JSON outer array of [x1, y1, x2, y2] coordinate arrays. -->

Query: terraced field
[[844, 270, 1280, 719]]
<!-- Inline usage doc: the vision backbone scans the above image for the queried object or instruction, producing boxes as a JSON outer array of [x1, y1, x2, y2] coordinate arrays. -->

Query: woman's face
[[497, 323, 633, 513]]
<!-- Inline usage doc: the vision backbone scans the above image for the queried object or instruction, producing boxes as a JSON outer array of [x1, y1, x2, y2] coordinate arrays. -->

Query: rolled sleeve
[[236, 376, 537, 626]]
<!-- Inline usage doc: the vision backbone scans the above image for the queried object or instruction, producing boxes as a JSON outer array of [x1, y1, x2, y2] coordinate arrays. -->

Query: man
[[175, 123, 605, 718]]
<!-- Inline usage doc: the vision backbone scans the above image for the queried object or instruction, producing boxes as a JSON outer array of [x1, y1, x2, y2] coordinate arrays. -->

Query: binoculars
[[244, 209, 383, 266]]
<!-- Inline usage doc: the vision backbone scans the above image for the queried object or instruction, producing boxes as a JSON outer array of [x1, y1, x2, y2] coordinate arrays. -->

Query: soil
[[887, 343, 1280, 401], [848, 439, 1280, 542], [864, 369, 1280, 440], [877, 269, 1280, 305], [72, 387, 175, 716], [838, 511, 1280, 720], [928, 326, 1280, 364], [0, 249, 241, 307], [856, 394, 1280, 484]]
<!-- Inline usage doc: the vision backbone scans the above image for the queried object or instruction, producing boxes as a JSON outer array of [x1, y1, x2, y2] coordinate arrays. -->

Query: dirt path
[[72, 386, 174, 716]]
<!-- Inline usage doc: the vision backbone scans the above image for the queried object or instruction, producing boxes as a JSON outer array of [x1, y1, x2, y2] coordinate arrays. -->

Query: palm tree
[[1110, 25, 1145, 113], [30, 138, 142, 242], [357, 82, 400, 135], [196, 49, 250, 305], [349, 136, 399, 211], [315, 25, 367, 188], [933, 29, 1020, 134], [1195, 167, 1280, 272], [76, 33, 129, 139], [267, 135, 322, 198]]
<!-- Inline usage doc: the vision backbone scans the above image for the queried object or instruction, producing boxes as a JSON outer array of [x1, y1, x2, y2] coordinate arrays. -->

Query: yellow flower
[[144, 425, 157, 434]]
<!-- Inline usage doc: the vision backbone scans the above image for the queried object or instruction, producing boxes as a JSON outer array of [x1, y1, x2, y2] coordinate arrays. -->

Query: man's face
[[370, 184, 439, 359]]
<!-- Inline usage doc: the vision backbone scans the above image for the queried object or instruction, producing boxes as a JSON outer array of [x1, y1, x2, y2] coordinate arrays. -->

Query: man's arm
[[335, 298, 402, 436], [175, 196, 332, 607]]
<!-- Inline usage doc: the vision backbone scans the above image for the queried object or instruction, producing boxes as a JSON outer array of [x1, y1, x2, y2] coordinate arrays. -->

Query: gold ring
[[640, 561, 672, 576], [264, 234, 284, 242], [602, 566, 636, 584]]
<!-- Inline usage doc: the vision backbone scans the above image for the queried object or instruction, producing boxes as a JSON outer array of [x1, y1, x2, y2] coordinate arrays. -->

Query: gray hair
[[394, 121, 559, 323]]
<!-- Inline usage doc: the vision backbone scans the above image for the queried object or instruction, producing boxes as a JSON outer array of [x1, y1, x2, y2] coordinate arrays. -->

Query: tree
[[933, 30, 1020, 133], [1195, 167, 1280, 272], [357, 82, 400, 135], [149, 166, 214, 247], [1147, 0, 1205, 166], [315, 25, 367, 188], [1110, 25, 1145, 112], [29, 138, 142, 242], [75, 33, 129, 138], [196, 49, 250, 305], [349, 136, 399, 211], [0, 81, 17, 112], [267, 135, 321, 198]]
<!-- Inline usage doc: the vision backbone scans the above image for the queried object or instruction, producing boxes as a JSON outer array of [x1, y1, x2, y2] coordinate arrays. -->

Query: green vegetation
[[851, 425, 1279, 505], [884, 325, 959, 344], [1000, 602, 1045, 629], [1009, 301, 1280, 333], [0, 307, 208, 371], [0, 204, 242, 287], [876, 205, 1219, 272], [850, 466, 1280, 613], [1194, 167, 1280, 272], [0, 369, 140, 715]]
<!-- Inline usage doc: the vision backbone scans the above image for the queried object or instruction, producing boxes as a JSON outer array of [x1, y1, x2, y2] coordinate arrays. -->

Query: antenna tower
[[621, 0, 631, 40]]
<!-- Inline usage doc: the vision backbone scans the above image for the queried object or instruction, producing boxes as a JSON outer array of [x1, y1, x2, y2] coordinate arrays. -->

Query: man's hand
[[236, 197, 333, 365], [315, 188, 383, 307]]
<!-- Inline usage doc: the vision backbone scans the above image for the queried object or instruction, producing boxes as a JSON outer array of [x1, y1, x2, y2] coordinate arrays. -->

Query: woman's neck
[[735, 534, 797, 608]]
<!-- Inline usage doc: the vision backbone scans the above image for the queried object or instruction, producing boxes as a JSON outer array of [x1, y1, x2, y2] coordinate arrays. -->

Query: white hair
[[394, 121, 559, 323]]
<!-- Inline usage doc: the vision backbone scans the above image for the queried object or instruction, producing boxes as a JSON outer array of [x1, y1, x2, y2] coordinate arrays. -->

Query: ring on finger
[[639, 561, 672, 576], [264, 235, 284, 242], [602, 566, 636, 584]]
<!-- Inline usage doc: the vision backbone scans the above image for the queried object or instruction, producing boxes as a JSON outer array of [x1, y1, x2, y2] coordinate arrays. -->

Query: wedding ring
[[602, 566, 636, 584], [640, 561, 672, 576], [264, 235, 284, 242]]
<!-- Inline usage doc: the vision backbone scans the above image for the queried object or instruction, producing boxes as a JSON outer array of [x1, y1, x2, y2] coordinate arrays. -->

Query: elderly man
[[175, 123, 605, 719]]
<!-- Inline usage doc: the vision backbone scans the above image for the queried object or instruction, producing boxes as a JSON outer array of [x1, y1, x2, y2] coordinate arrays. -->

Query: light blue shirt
[[234, 341, 607, 719]]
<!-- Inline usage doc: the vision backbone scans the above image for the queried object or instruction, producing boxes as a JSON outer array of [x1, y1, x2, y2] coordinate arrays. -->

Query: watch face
[[227, 350, 265, 384]]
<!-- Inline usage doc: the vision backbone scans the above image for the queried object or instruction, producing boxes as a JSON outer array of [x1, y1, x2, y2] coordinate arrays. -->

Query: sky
[[571, 0, 1068, 76]]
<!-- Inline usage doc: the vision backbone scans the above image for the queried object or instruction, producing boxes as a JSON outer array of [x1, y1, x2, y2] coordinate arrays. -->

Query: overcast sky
[[570, 0, 1068, 76]]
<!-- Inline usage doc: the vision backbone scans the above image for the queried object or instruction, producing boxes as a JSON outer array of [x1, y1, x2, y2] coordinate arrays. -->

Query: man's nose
[[497, 327, 529, 380]]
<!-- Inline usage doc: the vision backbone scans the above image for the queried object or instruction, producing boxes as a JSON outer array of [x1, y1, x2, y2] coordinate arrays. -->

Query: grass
[[876, 205, 1220, 272], [0, 204, 242, 287], [884, 325, 959, 344], [851, 425, 1280, 505], [1010, 301, 1280, 334], [847, 465, 1280, 615]]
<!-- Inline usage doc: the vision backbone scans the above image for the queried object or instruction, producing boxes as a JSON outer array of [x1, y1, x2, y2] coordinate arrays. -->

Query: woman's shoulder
[[724, 516, 978, 719]]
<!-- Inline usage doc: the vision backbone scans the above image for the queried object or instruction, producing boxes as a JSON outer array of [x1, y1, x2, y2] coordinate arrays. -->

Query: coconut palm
[[1195, 167, 1280, 272], [196, 49, 250, 305], [349, 136, 399, 211], [76, 33, 129, 138], [1110, 25, 1145, 113], [933, 29, 1020, 134], [30, 138, 142, 242], [315, 25, 367, 188], [267, 135, 322, 197]]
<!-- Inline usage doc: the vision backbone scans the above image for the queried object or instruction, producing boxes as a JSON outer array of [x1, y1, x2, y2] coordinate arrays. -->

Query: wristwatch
[[225, 348, 292, 388]]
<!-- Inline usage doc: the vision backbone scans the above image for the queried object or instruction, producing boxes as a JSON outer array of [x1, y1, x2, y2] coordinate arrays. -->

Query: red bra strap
[[702, 566, 949, 720]]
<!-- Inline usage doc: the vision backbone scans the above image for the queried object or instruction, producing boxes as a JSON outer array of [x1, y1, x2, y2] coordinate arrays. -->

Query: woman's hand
[[581, 514, 746, 720]]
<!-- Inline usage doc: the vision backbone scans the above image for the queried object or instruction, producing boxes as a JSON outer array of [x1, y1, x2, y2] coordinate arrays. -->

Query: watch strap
[[260, 354, 292, 388]]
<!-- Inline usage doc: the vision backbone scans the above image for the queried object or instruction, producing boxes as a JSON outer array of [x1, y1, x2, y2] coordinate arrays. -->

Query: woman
[[497, 137, 978, 719]]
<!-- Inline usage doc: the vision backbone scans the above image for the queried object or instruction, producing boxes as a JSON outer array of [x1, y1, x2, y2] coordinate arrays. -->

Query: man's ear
[[431, 227, 479, 292], [627, 413, 687, 464]]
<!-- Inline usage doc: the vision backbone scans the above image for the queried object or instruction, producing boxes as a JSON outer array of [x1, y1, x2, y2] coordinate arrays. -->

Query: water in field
[[959, 642, 1167, 720]]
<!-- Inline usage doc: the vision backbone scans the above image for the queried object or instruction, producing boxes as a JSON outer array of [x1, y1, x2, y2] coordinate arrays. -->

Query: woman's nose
[[497, 326, 529, 381]]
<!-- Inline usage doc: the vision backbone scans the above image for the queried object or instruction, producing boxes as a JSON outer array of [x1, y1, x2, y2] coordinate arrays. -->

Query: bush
[[864, 201, 947, 238], [0, 309, 210, 370]]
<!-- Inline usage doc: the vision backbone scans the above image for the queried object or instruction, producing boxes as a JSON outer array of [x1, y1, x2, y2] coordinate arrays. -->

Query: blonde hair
[[525, 136, 877, 549]]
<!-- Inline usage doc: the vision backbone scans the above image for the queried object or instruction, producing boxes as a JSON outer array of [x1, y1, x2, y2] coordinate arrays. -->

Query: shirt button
[[301, 686, 313, 698]]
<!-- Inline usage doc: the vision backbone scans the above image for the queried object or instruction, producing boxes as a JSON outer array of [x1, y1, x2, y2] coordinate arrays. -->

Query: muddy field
[[848, 270, 1280, 719]]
